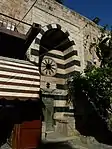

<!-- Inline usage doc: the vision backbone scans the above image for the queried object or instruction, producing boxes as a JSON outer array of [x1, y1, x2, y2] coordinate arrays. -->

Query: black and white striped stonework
[[27, 24, 69, 64], [27, 23, 81, 114], [0, 56, 40, 100], [27, 23, 81, 75], [42, 50, 79, 113]]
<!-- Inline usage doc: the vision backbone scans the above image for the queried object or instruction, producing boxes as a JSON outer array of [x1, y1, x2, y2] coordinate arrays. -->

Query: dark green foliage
[[70, 67, 112, 119], [89, 25, 112, 68], [92, 17, 100, 25], [68, 66, 112, 144], [55, 0, 63, 4], [68, 25, 112, 144]]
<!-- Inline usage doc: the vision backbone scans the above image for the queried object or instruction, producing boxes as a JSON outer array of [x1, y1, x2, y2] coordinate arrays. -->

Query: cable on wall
[[16, 0, 37, 28]]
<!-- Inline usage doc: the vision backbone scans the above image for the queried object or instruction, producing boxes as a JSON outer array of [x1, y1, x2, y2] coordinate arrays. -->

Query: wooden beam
[[0, 27, 26, 39], [24, 23, 41, 50]]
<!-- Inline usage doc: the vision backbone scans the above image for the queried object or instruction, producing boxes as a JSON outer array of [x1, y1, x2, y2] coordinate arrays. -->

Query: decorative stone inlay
[[41, 57, 57, 76]]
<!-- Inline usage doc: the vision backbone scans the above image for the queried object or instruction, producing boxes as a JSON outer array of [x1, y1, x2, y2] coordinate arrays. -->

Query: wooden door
[[12, 120, 42, 149]]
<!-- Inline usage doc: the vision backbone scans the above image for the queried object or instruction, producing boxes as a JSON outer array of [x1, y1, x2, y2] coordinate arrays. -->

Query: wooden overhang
[[0, 22, 41, 60], [0, 21, 44, 146]]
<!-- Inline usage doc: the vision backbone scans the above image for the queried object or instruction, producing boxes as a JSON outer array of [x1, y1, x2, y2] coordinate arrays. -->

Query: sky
[[64, 0, 112, 26]]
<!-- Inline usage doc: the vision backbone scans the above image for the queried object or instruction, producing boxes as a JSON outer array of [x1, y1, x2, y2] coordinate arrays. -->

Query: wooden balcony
[[0, 13, 41, 60]]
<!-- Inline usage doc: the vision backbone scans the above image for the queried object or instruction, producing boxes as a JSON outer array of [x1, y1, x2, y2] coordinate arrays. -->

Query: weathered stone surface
[[1, 143, 11, 149], [0, 0, 104, 147], [0, 0, 100, 69]]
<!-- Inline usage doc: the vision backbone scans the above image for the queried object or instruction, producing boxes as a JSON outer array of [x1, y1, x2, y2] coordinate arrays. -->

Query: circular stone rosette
[[41, 57, 57, 76]]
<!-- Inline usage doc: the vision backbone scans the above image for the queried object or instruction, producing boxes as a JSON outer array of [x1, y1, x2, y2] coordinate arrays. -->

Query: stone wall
[[0, 0, 102, 139], [55, 115, 78, 137], [0, 0, 101, 69], [0, 0, 33, 33], [31, 0, 101, 68]]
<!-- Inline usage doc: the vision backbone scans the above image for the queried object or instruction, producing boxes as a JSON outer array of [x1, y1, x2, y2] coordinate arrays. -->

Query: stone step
[[42, 131, 112, 149]]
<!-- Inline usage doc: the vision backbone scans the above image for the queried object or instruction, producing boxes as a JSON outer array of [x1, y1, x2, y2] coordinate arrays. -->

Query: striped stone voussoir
[[35, 24, 63, 45], [26, 23, 76, 64]]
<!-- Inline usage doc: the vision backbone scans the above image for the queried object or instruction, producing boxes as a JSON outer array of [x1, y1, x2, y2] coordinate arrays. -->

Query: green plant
[[89, 25, 112, 68], [55, 0, 63, 4], [68, 26, 112, 140]]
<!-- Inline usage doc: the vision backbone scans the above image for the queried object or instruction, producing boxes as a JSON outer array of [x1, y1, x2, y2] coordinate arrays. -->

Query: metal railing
[[0, 18, 16, 31]]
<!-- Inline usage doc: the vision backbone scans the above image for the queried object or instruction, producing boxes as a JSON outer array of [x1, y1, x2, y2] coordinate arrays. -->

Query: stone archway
[[27, 23, 80, 115], [26, 23, 80, 134], [26, 23, 76, 67]]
